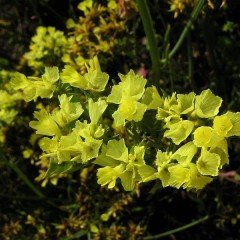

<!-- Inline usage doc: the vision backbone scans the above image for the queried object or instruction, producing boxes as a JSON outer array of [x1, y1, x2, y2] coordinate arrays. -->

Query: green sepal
[[45, 159, 74, 178]]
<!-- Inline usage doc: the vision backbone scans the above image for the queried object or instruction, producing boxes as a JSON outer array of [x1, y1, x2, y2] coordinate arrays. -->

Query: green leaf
[[45, 160, 74, 177]]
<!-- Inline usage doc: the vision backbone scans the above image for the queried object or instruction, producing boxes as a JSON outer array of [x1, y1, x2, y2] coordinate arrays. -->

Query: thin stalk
[[68, 0, 77, 21], [4, 159, 45, 199], [0, 193, 61, 202], [168, 60, 174, 92], [2, 156, 64, 209], [136, 0, 161, 83], [87, 232, 92, 240], [143, 215, 209, 240], [0, 193, 43, 201], [164, 0, 205, 62], [162, 24, 171, 59], [187, 32, 195, 90]]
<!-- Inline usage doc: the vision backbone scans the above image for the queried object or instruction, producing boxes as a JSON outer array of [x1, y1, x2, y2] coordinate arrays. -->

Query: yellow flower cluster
[[10, 58, 240, 192], [22, 27, 68, 72], [21, 0, 137, 74], [0, 70, 21, 126]]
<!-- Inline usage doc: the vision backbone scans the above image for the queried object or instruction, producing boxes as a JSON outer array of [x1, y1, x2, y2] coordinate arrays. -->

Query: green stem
[[0, 193, 41, 201], [165, 0, 205, 62], [2, 156, 65, 209], [168, 60, 174, 92], [136, 0, 161, 83], [143, 215, 209, 239], [0, 193, 61, 202], [0, 151, 69, 210], [187, 32, 195, 90], [5, 159, 45, 199]]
